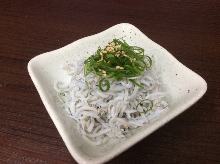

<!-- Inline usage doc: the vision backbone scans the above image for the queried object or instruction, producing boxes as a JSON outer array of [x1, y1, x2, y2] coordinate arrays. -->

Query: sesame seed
[[116, 66, 124, 70], [110, 42, 115, 47], [115, 53, 120, 57], [115, 45, 121, 49]]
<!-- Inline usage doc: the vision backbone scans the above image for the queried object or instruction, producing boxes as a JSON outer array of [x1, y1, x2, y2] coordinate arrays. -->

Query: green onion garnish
[[99, 78, 110, 92], [129, 79, 144, 88], [84, 39, 152, 91]]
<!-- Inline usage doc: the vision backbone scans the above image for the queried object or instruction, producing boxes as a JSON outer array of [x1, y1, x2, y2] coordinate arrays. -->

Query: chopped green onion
[[129, 79, 144, 88], [84, 39, 152, 91], [144, 55, 152, 69], [99, 78, 110, 92]]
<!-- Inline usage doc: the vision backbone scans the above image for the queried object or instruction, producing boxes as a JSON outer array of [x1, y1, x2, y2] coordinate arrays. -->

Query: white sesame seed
[[116, 66, 124, 70], [115, 45, 121, 50], [115, 53, 120, 57], [110, 42, 115, 47]]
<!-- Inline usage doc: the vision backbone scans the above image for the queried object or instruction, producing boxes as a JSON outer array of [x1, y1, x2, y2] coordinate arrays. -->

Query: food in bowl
[[54, 39, 168, 145]]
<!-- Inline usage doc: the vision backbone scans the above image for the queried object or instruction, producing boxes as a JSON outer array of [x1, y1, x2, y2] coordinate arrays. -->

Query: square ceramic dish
[[28, 23, 207, 164]]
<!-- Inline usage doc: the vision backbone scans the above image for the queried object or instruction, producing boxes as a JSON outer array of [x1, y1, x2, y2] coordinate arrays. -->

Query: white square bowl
[[28, 23, 207, 164]]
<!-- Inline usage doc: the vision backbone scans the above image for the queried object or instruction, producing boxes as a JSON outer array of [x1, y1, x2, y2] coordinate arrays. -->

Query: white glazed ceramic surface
[[28, 23, 207, 164]]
